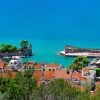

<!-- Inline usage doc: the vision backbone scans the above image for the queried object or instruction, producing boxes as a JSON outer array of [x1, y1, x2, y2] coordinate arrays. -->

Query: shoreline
[[59, 51, 100, 57]]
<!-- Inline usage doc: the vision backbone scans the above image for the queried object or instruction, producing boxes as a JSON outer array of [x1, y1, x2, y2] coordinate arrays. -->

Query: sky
[[0, 0, 100, 40]]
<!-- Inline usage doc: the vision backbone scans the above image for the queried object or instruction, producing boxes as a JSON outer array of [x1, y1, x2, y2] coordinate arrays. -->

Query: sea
[[0, 0, 100, 68]]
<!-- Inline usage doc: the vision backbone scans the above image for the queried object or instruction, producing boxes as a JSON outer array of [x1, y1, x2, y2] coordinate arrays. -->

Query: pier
[[60, 45, 100, 57]]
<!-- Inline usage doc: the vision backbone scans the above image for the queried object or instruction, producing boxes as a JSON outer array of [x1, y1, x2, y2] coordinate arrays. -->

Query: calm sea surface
[[0, 0, 100, 67]]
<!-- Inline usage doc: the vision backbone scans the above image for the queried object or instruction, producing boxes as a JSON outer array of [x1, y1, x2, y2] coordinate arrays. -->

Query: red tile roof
[[72, 72, 81, 79], [26, 61, 36, 65], [44, 71, 54, 80], [4, 66, 10, 71], [34, 64, 43, 69], [82, 67, 90, 72], [46, 63, 60, 68], [23, 61, 36, 67], [0, 60, 6, 69], [71, 72, 87, 81], [33, 71, 43, 80], [54, 70, 70, 79]]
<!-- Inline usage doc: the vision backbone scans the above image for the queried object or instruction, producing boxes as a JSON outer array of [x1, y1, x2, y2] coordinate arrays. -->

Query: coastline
[[1, 39, 100, 68], [60, 51, 100, 57]]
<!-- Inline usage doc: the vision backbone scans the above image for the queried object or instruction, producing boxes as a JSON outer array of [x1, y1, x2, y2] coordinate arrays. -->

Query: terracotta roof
[[54, 70, 70, 79], [80, 77, 87, 81], [54, 70, 86, 81], [0, 61, 6, 69], [34, 64, 43, 69], [71, 72, 87, 81], [72, 72, 81, 79], [24, 61, 36, 67], [82, 67, 90, 72], [33, 71, 43, 80], [46, 63, 60, 68], [26, 61, 36, 65], [33, 71, 54, 81], [4, 66, 11, 71], [43, 71, 54, 80]]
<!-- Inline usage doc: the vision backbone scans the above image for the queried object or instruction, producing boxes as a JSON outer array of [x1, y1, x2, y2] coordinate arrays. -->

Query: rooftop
[[82, 67, 90, 72], [34, 64, 43, 69], [23, 61, 36, 67], [0, 60, 6, 69], [54, 70, 70, 79], [46, 63, 60, 68], [43, 71, 54, 80]]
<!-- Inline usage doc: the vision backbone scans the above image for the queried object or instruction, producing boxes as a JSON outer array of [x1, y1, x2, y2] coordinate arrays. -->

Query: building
[[82, 67, 96, 85], [34, 64, 45, 71], [0, 60, 6, 72], [60, 45, 100, 57], [8, 56, 23, 70], [22, 61, 36, 70], [90, 58, 100, 68], [46, 63, 62, 71], [22, 62, 44, 71], [54, 70, 71, 80]]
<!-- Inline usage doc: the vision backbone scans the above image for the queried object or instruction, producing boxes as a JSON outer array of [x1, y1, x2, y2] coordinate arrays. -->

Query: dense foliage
[[69, 56, 89, 71], [20, 40, 29, 50], [0, 40, 29, 53], [0, 44, 17, 53], [0, 70, 99, 100]]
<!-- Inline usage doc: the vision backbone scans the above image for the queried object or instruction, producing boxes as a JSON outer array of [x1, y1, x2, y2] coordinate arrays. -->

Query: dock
[[59, 45, 100, 57], [60, 51, 100, 57]]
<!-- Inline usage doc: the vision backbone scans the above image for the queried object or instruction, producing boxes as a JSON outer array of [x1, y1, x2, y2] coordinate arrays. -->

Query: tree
[[0, 70, 37, 100], [11, 46, 17, 52], [69, 56, 89, 71], [0, 44, 17, 53], [44, 79, 80, 100], [0, 73, 100, 100], [20, 40, 29, 50]]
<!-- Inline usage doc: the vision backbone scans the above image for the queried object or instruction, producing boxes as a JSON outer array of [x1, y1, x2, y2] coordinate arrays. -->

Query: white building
[[82, 67, 96, 85], [90, 58, 100, 69], [9, 56, 23, 70]]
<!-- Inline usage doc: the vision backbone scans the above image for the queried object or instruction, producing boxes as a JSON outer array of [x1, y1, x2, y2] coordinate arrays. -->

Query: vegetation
[[0, 40, 29, 53], [20, 40, 29, 50], [96, 68, 100, 76], [69, 56, 89, 71], [0, 44, 18, 53], [0, 70, 99, 100]]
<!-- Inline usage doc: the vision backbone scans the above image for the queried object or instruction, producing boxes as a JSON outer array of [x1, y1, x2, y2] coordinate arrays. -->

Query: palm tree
[[20, 40, 29, 50]]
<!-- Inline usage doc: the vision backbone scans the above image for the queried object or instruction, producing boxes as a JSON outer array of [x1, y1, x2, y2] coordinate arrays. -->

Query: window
[[11, 63, 13, 65], [49, 69, 51, 71], [24, 66, 26, 69], [29, 66, 31, 69], [84, 72, 90, 76], [53, 69, 55, 71], [14, 62, 17, 65], [43, 69, 45, 71]]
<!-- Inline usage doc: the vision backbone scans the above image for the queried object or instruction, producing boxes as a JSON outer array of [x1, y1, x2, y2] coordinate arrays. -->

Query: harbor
[[60, 45, 100, 57]]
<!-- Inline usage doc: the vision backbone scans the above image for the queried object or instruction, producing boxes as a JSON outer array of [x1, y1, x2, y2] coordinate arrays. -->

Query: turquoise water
[[0, 0, 100, 67], [0, 37, 100, 68]]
